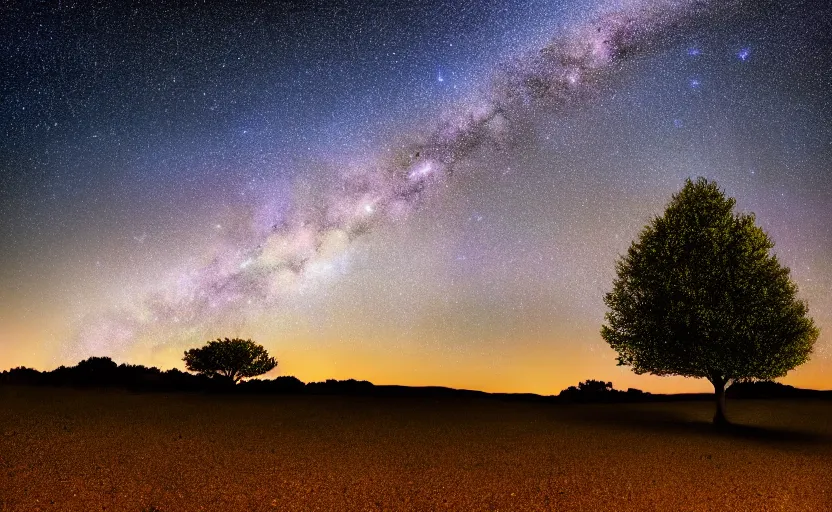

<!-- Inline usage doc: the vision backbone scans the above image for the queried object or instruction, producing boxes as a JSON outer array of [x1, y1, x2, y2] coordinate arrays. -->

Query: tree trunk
[[711, 377, 729, 427]]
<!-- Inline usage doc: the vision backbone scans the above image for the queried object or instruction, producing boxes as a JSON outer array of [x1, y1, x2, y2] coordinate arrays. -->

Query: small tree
[[578, 380, 614, 393], [183, 338, 277, 384], [76, 356, 118, 374], [601, 178, 818, 425], [74, 356, 119, 386], [559, 380, 616, 402]]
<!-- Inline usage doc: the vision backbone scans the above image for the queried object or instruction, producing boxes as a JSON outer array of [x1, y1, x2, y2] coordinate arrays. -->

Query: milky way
[[65, 0, 765, 361]]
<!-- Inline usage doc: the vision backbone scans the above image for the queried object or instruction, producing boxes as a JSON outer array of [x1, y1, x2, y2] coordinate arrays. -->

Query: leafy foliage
[[558, 380, 650, 403], [601, 177, 818, 388], [578, 380, 613, 393], [75, 356, 118, 373], [183, 338, 277, 384]]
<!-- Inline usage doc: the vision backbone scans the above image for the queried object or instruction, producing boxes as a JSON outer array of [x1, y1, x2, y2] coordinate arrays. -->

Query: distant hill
[[2, 358, 830, 403]]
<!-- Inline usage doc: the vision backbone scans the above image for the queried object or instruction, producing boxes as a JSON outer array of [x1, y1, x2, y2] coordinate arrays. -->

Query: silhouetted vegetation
[[236, 375, 307, 394], [725, 380, 825, 399], [557, 380, 651, 403], [183, 337, 277, 384], [2, 359, 829, 403], [602, 178, 819, 425], [1, 358, 222, 392]]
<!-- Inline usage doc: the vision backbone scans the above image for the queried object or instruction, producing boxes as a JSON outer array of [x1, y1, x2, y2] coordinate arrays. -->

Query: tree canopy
[[601, 177, 818, 423], [183, 338, 277, 384]]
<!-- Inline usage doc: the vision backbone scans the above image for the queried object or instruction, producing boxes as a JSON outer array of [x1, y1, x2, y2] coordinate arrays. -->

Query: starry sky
[[2, 0, 831, 394]]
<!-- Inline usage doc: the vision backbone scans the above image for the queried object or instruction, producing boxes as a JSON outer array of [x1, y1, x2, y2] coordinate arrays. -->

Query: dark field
[[1, 387, 831, 511]]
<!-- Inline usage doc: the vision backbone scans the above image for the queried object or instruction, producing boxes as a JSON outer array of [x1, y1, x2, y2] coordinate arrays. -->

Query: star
[[737, 47, 751, 61]]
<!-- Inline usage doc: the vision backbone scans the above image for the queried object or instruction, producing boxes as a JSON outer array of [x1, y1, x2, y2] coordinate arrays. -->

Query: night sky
[[2, 0, 830, 394]]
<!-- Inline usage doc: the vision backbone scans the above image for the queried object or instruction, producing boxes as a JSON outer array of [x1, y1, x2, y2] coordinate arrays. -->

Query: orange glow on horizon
[[5, 327, 825, 396]]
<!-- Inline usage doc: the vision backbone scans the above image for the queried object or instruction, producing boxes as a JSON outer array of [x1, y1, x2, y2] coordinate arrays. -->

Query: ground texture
[[1, 386, 830, 511]]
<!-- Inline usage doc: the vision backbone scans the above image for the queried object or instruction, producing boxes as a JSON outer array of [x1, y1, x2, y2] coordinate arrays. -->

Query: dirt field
[[1, 386, 830, 511]]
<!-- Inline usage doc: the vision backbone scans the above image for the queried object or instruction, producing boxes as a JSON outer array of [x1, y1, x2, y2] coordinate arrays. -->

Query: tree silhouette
[[578, 380, 613, 393], [183, 338, 277, 384], [601, 178, 819, 425], [73, 356, 119, 385], [76, 356, 118, 372], [558, 380, 623, 402]]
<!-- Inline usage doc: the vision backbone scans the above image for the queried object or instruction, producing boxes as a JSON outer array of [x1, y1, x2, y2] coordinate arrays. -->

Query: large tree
[[601, 178, 818, 425], [183, 338, 277, 384]]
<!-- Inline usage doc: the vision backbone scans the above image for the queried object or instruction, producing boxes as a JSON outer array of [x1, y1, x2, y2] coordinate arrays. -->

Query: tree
[[183, 338, 277, 384], [601, 178, 818, 425], [558, 380, 617, 402], [578, 380, 614, 393], [74, 356, 119, 386]]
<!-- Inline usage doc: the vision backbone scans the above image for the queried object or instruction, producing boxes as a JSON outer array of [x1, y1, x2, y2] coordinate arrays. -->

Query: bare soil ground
[[1, 386, 830, 511]]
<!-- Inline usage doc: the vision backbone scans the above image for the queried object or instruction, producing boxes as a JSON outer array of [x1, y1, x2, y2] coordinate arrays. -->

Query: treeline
[[1, 357, 826, 402]]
